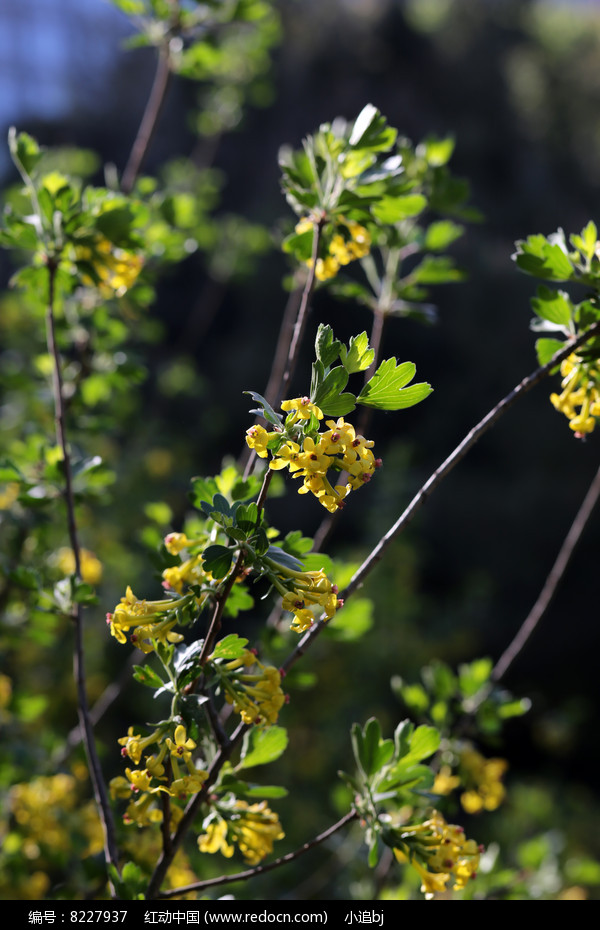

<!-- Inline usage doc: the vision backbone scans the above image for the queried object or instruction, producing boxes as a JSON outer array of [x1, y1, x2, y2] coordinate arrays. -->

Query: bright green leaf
[[358, 358, 433, 410], [238, 726, 288, 770]]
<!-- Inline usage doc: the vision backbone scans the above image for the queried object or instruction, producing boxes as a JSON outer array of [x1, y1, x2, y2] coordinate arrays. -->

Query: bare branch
[[121, 46, 172, 194], [45, 259, 120, 889], [158, 810, 358, 898], [493, 461, 600, 682]]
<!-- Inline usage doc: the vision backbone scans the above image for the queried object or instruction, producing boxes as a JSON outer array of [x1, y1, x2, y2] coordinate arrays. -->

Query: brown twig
[[281, 322, 600, 673], [121, 45, 172, 194], [492, 461, 600, 682], [146, 720, 247, 898], [242, 226, 323, 481], [279, 218, 324, 400], [198, 550, 245, 667], [45, 259, 121, 889], [157, 809, 358, 897]]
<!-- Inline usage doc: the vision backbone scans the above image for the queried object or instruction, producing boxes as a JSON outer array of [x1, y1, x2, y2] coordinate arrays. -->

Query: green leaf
[[266, 545, 304, 572], [368, 836, 380, 868], [339, 332, 375, 374], [379, 762, 434, 793], [189, 475, 219, 509], [238, 726, 288, 770], [243, 785, 288, 799], [244, 391, 283, 427], [72, 581, 99, 606], [358, 358, 433, 410], [95, 204, 136, 247], [570, 221, 597, 262], [421, 135, 455, 167], [321, 392, 356, 417], [535, 337, 565, 366], [423, 219, 464, 251], [132, 665, 165, 690], [315, 324, 342, 368], [497, 697, 531, 719], [372, 194, 427, 224], [9, 128, 42, 175], [531, 286, 573, 327], [210, 634, 249, 660], [513, 233, 575, 281], [202, 544, 233, 579], [352, 718, 394, 778], [9, 566, 40, 591], [409, 255, 466, 285], [401, 725, 440, 765], [349, 104, 397, 152], [311, 365, 350, 412], [0, 460, 23, 482], [458, 657, 492, 697], [422, 660, 457, 701], [394, 720, 414, 760]]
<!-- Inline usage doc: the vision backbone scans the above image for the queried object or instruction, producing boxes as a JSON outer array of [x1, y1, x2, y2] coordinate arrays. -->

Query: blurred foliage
[[1, 0, 600, 904]]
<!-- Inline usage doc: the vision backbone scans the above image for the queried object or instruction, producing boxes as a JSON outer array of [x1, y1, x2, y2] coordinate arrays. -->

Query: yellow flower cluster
[[162, 532, 215, 601], [10, 774, 102, 857], [198, 800, 284, 865], [296, 216, 371, 281], [459, 747, 507, 814], [56, 546, 103, 585], [279, 568, 341, 633], [394, 809, 481, 899], [106, 585, 187, 653], [210, 647, 286, 725], [246, 398, 380, 513], [550, 352, 600, 436], [76, 236, 143, 297], [111, 723, 208, 826]]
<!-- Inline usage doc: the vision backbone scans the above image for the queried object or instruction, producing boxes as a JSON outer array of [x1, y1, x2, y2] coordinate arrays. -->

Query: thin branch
[[279, 218, 324, 400], [238, 282, 304, 474], [264, 280, 304, 410], [146, 720, 247, 898], [121, 46, 172, 194], [281, 322, 600, 673], [198, 550, 245, 667], [340, 322, 600, 604], [492, 461, 600, 682], [157, 810, 358, 898], [242, 229, 322, 481], [45, 259, 121, 888]]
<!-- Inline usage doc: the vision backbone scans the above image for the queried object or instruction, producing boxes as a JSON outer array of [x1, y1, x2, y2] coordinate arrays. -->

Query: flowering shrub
[[1, 0, 600, 906]]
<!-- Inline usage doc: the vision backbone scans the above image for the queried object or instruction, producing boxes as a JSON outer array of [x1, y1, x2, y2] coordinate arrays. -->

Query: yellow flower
[[198, 817, 235, 858], [199, 802, 284, 865], [393, 809, 480, 899], [550, 352, 600, 437], [246, 425, 270, 458], [265, 409, 379, 513], [459, 747, 508, 814], [75, 236, 143, 297], [299, 216, 371, 282], [212, 648, 286, 725], [433, 765, 461, 796], [230, 800, 285, 865], [165, 724, 196, 764], [0, 481, 19, 510], [107, 586, 188, 651], [280, 396, 324, 421], [56, 546, 103, 585]]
